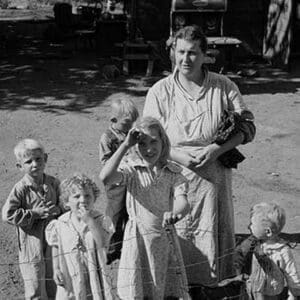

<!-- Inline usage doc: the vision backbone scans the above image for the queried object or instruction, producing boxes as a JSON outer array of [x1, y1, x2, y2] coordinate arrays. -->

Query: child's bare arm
[[52, 246, 64, 286], [100, 128, 139, 185], [80, 209, 113, 249], [162, 194, 189, 228]]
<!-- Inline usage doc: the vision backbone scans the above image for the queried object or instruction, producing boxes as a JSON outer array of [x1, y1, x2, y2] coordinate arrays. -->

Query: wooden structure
[[115, 41, 154, 76]]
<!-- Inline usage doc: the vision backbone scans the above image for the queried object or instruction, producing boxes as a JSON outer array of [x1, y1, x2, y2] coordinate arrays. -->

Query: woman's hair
[[59, 173, 100, 210], [14, 138, 45, 162], [174, 25, 208, 54], [111, 98, 139, 121], [136, 116, 170, 166], [250, 202, 286, 234]]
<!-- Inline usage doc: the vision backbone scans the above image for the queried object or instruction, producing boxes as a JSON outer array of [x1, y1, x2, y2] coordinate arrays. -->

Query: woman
[[143, 25, 256, 288]]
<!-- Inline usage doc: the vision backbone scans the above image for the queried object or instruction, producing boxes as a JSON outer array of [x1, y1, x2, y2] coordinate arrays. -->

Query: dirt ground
[[0, 24, 300, 299]]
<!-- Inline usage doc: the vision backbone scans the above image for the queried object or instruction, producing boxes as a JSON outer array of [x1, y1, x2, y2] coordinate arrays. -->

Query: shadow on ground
[[1, 34, 300, 114], [0, 37, 159, 114]]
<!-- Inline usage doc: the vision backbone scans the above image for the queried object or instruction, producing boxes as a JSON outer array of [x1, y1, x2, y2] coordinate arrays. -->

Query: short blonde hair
[[111, 98, 139, 121], [136, 117, 170, 166], [59, 173, 100, 210], [251, 202, 286, 234], [14, 138, 45, 162]]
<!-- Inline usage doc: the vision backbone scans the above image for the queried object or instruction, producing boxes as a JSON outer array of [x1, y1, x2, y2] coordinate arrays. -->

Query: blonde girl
[[100, 116, 190, 299], [45, 173, 114, 300]]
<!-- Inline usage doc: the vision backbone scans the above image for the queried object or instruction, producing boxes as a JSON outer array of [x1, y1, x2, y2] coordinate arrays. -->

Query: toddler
[[234, 202, 300, 300], [2, 138, 61, 299], [45, 173, 114, 300], [99, 98, 139, 264], [100, 116, 190, 299]]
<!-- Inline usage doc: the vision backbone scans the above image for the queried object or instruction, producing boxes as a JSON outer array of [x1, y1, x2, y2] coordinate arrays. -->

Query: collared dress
[[144, 68, 256, 286], [2, 173, 60, 300], [116, 159, 190, 300], [45, 211, 115, 300]]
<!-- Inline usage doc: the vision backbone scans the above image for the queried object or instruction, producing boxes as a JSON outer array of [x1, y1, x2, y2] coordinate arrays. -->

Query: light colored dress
[[143, 68, 256, 286], [116, 159, 190, 300], [45, 211, 114, 300]]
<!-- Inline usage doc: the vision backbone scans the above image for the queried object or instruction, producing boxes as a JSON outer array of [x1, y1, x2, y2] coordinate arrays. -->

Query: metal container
[[172, 0, 227, 12], [170, 0, 227, 36]]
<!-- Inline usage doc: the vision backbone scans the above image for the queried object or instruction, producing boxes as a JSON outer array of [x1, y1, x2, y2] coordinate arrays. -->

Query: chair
[[115, 41, 155, 77]]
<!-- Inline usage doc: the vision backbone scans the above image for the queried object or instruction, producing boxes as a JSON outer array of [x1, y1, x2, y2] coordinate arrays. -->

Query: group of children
[[2, 98, 300, 300]]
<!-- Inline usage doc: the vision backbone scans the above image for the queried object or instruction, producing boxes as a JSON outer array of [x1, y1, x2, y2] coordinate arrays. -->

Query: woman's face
[[138, 127, 162, 167], [174, 38, 206, 79]]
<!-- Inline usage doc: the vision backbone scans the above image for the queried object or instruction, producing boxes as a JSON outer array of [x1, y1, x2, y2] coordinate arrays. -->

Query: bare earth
[[0, 32, 300, 299]]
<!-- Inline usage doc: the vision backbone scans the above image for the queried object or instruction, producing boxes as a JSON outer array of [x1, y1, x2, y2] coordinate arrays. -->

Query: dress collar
[[172, 66, 209, 101]]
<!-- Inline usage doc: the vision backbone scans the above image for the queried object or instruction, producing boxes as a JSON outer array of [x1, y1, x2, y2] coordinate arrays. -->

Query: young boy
[[234, 202, 300, 299], [2, 138, 61, 300], [99, 98, 139, 264]]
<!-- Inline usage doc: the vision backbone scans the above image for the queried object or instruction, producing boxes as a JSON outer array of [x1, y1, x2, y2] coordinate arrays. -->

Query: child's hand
[[162, 211, 182, 228], [53, 268, 64, 286], [77, 204, 93, 223], [125, 128, 144, 147], [32, 201, 50, 219], [45, 201, 60, 216]]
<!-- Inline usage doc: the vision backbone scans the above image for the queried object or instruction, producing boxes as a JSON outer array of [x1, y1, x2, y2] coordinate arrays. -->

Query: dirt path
[[1, 39, 300, 298]]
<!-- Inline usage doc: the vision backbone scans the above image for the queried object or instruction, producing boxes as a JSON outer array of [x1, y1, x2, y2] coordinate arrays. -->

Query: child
[[2, 138, 61, 300], [99, 98, 139, 264], [100, 116, 190, 299], [234, 202, 300, 300], [45, 173, 115, 300]]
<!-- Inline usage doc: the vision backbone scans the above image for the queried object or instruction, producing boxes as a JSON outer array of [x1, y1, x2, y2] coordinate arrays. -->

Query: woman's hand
[[194, 144, 221, 169], [162, 211, 182, 228], [170, 149, 198, 169], [53, 268, 64, 286]]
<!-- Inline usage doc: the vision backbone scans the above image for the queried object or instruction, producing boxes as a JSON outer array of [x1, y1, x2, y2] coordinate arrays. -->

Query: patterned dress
[[144, 68, 256, 286], [45, 211, 114, 300], [116, 160, 190, 300]]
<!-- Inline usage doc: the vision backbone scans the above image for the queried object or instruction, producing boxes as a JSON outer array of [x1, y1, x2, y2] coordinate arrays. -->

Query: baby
[[2, 138, 61, 299], [99, 98, 139, 264], [45, 173, 114, 300], [234, 202, 300, 300]]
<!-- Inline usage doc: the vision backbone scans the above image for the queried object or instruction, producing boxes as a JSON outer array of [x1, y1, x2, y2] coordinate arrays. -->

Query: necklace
[[69, 215, 87, 252]]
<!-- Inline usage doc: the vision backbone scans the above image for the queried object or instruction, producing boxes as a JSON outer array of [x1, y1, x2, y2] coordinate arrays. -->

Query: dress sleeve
[[45, 220, 59, 247], [143, 86, 165, 124], [2, 184, 36, 229], [281, 246, 300, 296], [117, 163, 135, 186], [226, 80, 256, 144]]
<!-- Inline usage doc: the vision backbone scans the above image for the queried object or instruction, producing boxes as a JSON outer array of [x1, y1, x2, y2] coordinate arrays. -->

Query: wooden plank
[[124, 54, 151, 60]]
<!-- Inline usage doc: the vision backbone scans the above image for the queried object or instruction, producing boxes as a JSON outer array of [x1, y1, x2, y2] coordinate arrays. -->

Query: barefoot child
[[234, 202, 300, 299], [99, 98, 139, 264], [45, 173, 114, 300], [2, 138, 61, 299], [100, 116, 190, 299]]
